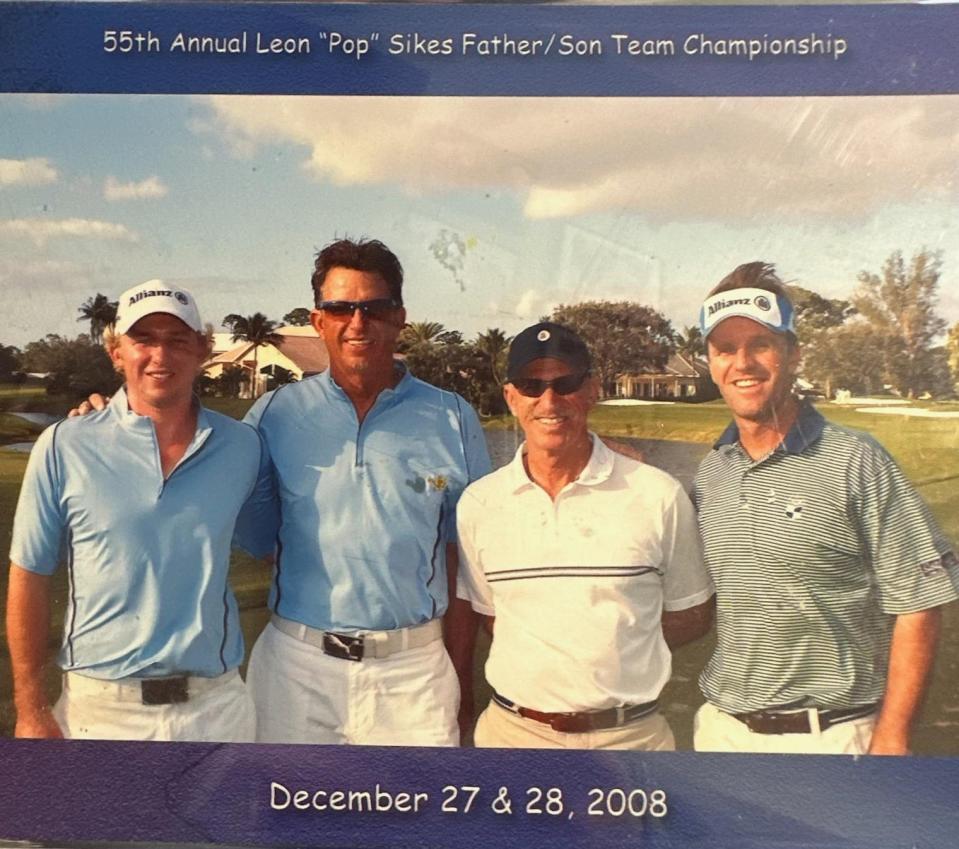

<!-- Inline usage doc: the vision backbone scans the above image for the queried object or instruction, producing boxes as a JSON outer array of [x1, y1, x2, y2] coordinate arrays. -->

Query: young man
[[236, 238, 491, 746], [456, 322, 714, 749], [7, 281, 260, 741], [693, 262, 958, 755]]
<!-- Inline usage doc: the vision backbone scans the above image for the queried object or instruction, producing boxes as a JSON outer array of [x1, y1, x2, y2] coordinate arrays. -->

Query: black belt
[[140, 677, 189, 705], [731, 704, 877, 735], [493, 691, 658, 734]]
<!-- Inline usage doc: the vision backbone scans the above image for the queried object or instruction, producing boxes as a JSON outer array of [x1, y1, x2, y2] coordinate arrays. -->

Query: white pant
[[474, 700, 675, 751], [54, 669, 255, 742], [247, 619, 460, 746], [693, 701, 876, 754]]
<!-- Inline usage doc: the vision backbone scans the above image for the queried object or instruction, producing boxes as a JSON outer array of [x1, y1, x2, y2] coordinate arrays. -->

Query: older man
[[236, 238, 490, 746], [456, 322, 714, 749], [7, 281, 260, 741], [692, 262, 958, 755]]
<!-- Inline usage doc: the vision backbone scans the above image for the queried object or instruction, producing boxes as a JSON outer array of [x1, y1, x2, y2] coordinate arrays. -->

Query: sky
[[2, 92, 958, 349]]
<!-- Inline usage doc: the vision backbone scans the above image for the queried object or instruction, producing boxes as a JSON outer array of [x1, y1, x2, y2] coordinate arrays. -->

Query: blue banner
[[0, 3, 958, 96], [1, 739, 958, 848]]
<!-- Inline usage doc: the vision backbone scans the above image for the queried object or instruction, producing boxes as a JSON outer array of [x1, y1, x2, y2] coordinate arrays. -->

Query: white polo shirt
[[457, 435, 713, 713]]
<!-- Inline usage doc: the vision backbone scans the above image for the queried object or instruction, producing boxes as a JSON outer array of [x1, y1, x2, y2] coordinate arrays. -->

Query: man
[[692, 262, 959, 755], [456, 322, 714, 749], [7, 281, 260, 741], [236, 238, 491, 746]]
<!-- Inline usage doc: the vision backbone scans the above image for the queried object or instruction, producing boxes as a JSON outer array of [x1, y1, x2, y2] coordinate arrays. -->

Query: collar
[[110, 387, 211, 439], [507, 431, 615, 494], [322, 361, 412, 406], [714, 399, 826, 455]]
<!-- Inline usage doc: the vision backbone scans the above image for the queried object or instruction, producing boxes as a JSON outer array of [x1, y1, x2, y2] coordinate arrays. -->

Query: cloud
[[103, 175, 169, 201], [201, 95, 959, 222], [0, 157, 58, 187], [0, 218, 138, 247]]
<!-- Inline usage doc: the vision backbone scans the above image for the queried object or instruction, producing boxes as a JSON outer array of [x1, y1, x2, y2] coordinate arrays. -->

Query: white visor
[[699, 287, 795, 339]]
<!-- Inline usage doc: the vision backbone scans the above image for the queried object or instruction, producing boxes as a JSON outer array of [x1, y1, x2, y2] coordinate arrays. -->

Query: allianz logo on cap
[[707, 294, 771, 315], [128, 288, 177, 306]]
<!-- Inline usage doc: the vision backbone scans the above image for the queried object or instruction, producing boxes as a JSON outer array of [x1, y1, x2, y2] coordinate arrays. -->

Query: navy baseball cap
[[507, 322, 591, 382]]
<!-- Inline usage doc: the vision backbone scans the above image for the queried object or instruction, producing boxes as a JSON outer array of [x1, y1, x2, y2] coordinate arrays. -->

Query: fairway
[[1, 396, 958, 751]]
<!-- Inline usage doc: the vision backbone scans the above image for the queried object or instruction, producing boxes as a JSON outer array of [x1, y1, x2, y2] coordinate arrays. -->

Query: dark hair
[[311, 238, 404, 308], [709, 261, 790, 300]]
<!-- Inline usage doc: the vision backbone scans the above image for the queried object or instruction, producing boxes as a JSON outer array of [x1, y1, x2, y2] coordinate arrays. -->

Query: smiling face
[[707, 316, 800, 426], [311, 266, 405, 386], [504, 357, 597, 460], [110, 312, 208, 414]]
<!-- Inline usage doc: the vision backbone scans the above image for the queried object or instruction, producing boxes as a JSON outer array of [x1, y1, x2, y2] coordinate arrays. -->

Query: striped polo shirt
[[693, 401, 958, 714]]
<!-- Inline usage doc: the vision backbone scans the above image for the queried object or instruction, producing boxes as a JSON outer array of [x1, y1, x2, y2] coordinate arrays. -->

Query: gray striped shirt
[[693, 402, 958, 714]]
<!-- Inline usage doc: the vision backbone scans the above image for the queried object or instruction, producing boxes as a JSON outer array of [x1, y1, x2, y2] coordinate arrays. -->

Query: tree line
[[3, 249, 957, 403]]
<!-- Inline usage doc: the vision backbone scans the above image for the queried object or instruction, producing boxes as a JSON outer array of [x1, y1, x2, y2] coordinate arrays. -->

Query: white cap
[[114, 280, 203, 335]]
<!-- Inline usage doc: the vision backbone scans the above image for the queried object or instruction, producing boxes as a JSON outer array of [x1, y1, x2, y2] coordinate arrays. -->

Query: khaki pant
[[693, 701, 876, 754], [474, 699, 675, 750]]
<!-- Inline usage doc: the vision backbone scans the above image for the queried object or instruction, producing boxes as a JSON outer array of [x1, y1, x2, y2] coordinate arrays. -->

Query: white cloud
[[103, 175, 168, 201], [0, 218, 138, 247], [201, 95, 959, 222], [0, 157, 58, 187]]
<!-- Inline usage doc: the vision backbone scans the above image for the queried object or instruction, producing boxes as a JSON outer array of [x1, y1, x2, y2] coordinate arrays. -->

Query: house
[[615, 353, 717, 402], [204, 325, 329, 397]]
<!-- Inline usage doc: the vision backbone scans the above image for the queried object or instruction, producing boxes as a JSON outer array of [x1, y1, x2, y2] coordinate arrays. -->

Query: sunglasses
[[318, 299, 401, 321], [510, 372, 590, 397]]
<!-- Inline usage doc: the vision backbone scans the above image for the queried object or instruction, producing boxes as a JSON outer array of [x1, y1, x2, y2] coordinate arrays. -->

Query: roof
[[619, 353, 710, 379], [273, 335, 329, 374]]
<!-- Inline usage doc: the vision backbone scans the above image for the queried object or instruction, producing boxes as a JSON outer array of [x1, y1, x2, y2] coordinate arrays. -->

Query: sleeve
[[232, 427, 280, 558], [853, 438, 958, 614], [232, 395, 281, 558], [445, 395, 493, 539], [9, 423, 67, 575], [660, 482, 715, 612], [455, 489, 496, 616]]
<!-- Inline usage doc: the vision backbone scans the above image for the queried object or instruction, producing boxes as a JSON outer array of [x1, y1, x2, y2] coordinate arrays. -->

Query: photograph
[[1, 3, 958, 848]]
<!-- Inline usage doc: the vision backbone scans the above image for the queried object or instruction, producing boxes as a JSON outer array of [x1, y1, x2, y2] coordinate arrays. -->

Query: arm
[[6, 564, 63, 738], [444, 543, 479, 744], [662, 595, 715, 649], [868, 606, 942, 755]]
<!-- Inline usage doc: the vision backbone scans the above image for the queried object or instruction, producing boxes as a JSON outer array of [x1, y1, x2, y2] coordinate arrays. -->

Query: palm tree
[[399, 321, 446, 352], [222, 312, 281, 398], [675, 325, 705, 359], [77, 293, 118, 344], [474, 327, 510, 385]]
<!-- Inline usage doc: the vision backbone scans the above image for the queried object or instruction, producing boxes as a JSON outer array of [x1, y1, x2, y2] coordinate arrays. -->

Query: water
[[7, 412, 59, 427], [483, 427, 708, 491]]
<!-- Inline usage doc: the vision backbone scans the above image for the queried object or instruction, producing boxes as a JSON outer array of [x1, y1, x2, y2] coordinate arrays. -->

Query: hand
[[67, 393, 110, 418], [15, 706, 64, 739], [867, 724, 911, 756], [458, 703, 475, 747]]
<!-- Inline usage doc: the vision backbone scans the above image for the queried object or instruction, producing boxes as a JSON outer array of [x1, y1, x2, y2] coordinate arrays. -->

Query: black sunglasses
[[318, 299, 401, 321], [510, 372, 590, 398]]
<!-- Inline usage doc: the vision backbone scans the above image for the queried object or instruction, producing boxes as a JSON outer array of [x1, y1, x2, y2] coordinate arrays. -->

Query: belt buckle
[[323, 632, 365, 662], [141, 677, 189, 705], [549, 713, 592, 734]]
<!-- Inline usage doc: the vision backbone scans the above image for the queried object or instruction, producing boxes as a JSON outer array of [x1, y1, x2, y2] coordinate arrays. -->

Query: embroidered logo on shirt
[[427, 474, 449, 491], [784, 499, 804, 520], [919, 550, 955, 577]]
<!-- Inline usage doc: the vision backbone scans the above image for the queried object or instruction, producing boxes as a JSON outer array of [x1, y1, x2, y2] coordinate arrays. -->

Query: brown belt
[[731, 704, 877, 735], [493, 691, 658, 734]]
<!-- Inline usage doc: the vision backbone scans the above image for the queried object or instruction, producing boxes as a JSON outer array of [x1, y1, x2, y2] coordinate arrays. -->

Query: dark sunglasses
[[318, 299, 401, 321], [510, 371, 590, 398]]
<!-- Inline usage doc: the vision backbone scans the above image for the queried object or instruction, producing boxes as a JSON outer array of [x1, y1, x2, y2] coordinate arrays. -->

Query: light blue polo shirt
[[235, 366, 492, 631], [10, 390, 263, 680]]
